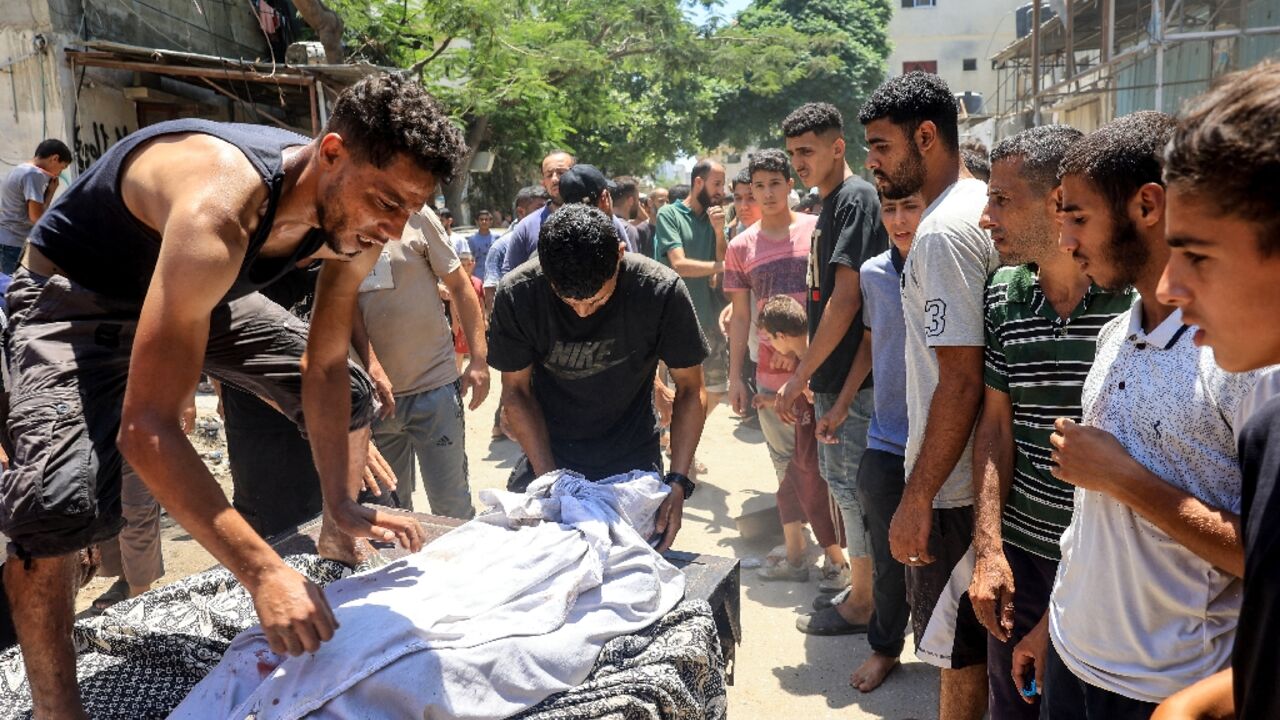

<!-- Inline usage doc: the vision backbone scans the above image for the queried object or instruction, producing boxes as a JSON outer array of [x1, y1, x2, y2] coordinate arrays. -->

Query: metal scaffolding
[[987, 0, 1280, 138]]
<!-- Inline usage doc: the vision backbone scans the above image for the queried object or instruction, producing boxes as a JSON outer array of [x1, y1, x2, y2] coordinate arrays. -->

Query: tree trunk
[[293, 0, 345, 64], [443, 115, 489, 222]]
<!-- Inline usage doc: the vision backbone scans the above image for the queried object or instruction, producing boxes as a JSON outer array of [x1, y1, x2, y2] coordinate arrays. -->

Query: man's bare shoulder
[[121, 132, 269, 233]]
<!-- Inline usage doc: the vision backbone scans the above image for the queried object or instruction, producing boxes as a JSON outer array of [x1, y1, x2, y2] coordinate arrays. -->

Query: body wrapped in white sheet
[[168, 470, 685, 720]]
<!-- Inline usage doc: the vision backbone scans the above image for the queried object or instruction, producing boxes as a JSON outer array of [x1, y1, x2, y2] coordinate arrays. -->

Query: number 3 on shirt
[[925, 299, 947, 338]]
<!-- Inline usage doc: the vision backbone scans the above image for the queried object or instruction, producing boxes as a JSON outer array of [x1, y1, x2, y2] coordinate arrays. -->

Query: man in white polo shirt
[[1009, 112, 1258, 720]]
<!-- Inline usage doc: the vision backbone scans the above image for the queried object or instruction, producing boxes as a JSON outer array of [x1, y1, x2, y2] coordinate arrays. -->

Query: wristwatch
[[663, 472, 696, 500]]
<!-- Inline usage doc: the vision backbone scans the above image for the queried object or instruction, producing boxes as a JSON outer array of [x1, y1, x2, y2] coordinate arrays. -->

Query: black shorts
[[907, 504, 987, 669], [0, 268, 375, 558]]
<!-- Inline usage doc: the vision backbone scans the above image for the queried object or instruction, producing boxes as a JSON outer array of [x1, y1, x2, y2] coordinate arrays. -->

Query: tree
[[700, 0, 892, 165], [299, 0, 889, 213]]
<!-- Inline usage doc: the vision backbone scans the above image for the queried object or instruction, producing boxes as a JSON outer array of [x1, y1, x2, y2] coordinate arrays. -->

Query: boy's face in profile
[[880, 192, 925, 255]]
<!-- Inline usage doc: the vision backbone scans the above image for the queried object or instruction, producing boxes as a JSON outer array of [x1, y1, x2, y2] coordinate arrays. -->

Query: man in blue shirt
[[502, 150, 574, 273], [467, 209, 497, 281]]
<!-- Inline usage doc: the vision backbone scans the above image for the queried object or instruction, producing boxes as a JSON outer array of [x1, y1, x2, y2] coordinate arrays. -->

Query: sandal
[[91, 579, 130, 612], [795, 606, 869, 636]]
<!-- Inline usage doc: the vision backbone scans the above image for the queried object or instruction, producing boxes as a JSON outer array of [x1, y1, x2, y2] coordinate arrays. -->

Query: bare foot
[[317, 516, 378, 568], [850, 652, 899, 693]]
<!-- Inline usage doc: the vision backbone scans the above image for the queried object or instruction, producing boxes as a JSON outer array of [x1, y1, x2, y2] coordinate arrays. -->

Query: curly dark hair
[[858, 72, 959, 153], [748, 148, 792, 181], [1059, 111, 1176, 221], [990, 125, 1084, 194], [325, 73, 467, 184], [759, 294, 807, 337], [782, 102, 843, 138], [960, 137, 990, 182], [731, 167, 752, 190], [539, 204, 621, 300], [1165, 62, 1280, 256]]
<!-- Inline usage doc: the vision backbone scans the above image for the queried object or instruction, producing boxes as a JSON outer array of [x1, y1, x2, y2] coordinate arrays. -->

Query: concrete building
[[989, 0, 1280, 139], [1, 0, 367, 184], [886, 0, 1024, 131]]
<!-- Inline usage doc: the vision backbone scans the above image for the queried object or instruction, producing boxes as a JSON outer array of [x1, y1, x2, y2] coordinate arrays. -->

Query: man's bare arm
[[1152, 668, 1235, 720], [664, 247, 722, 278], [725, 290, 752, 415], [814, 329, 872, 443], [969, 386, 1017, 640], [775, 264, 863, 422], [117, 148, 339, 656], [667, 365, 708, 478], [907, 345, 986, 501], [442, 267, 490, 409], [307, 258, 422, 550], [889, 345, 985, 565], [25, 200, 45, 224], [792, 264, 862, 384], [502, 366, 556, 476], [653, 364, 707, 553], [1049, 417, 1244, 576], [972, 387, 1014, 556]]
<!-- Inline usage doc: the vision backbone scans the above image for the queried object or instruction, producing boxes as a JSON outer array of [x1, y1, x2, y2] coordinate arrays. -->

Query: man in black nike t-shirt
[[489, 204, 709, 552]]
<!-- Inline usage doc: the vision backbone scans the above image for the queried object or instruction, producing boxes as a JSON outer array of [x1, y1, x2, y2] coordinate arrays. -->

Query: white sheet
[[168, 470, 685, 720]]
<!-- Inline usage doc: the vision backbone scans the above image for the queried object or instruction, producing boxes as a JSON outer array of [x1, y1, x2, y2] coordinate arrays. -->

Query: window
[[963, 58, 978, 71], [903, 60, 938, 74], [901, 0, 937, 7]]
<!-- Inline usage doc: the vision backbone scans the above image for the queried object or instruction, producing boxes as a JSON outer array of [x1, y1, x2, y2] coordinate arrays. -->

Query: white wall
[[886, 0, 1023, 116]]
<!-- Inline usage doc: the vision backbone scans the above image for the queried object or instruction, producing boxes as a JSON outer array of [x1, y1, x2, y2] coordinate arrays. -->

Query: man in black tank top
[[1, 73, 465, 719]]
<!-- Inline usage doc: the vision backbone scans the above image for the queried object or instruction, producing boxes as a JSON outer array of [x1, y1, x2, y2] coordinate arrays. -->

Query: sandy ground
[[75, 379, 941, 719]]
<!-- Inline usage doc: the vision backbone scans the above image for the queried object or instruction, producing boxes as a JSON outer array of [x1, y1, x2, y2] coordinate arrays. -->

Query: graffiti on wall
[[73, 121, 131, 172]]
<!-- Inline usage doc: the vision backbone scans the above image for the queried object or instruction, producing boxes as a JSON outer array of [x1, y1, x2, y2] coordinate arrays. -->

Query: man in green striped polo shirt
[[968, 125, 1134, 720]]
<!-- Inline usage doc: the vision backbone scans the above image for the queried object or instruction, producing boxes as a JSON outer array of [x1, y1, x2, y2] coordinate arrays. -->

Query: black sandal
[[795, 606, 869, 636]]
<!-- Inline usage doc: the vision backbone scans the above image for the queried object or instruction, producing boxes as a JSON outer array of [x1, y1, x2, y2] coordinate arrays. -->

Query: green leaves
[[310, 0, 888, 203]]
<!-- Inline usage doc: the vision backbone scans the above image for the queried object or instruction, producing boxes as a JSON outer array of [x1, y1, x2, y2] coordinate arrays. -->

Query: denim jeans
[[813, 388, 874, 558], [371, 382, 474, 519], [0, 245, 22, 275]]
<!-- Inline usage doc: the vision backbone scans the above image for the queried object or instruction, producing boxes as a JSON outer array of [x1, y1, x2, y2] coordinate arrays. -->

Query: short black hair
[[513, 185, 547, 212], [990, 125, 1084, 194], [326, 73, 467, 183], [782, 102, 844, 138], [1165, 62, 1280, 256], [691, 159, 719, 185], [732, 167, 752, 190], [669, 184, 691, 202], [539, 204, 621, 300], [858, 72, 960, 153], [437, 207, 453, 219], [1060, 111, 1177, 220], [34, 139, 71, 162], [759, 295, 807, 337], [476, 209, 491, 218], [612, 175, 639, 202], [748, 148, 792, 181]]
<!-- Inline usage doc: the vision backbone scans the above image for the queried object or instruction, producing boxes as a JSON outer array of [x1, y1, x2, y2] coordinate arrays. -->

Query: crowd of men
[[0, 58, 1276, 720]]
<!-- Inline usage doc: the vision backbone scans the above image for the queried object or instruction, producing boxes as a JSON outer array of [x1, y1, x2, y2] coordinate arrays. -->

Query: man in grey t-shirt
[[860, 72, 997, 719], [0, 139, 72, 274]]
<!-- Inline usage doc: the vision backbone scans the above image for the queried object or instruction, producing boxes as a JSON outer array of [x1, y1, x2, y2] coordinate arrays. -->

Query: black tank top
[[29, 119, 326, 303]]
